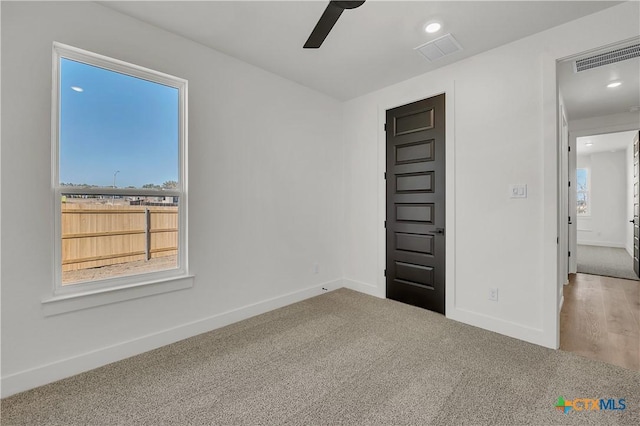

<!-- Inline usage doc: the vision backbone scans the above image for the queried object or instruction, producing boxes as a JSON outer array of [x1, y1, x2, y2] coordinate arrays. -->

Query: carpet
[[577, 245, 640, 281], [2, 289, 639, 425]]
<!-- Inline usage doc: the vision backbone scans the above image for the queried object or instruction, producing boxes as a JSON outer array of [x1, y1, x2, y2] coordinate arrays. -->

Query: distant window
[[576, 168, 590, 216], [52, 43, 188, 295]]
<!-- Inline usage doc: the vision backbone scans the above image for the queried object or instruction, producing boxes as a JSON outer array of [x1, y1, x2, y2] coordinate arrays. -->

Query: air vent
[[574, 43, 640, 72], [415, 34, 463, 62]]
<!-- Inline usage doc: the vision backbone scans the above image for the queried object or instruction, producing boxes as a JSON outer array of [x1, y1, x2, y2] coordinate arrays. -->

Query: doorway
[[557, 38, 640, 369], [385, 94, 445, 314], [574, 130, 640, 281]]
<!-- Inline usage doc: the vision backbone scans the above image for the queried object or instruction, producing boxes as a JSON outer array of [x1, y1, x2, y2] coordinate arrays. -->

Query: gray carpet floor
[[2, 289, 639, 425], [577, 245, 640, 281]]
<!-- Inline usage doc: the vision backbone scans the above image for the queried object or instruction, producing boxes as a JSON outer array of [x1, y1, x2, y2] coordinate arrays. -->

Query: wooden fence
[[61, 204, 178, 272]]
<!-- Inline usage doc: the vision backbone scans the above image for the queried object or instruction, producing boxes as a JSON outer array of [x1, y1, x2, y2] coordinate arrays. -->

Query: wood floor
[[560, 273, 640, 371]]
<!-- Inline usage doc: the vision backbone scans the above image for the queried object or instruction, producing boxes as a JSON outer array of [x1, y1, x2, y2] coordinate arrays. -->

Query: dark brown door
[[634, 131, 639, 277], [386, 94, 445, 314]]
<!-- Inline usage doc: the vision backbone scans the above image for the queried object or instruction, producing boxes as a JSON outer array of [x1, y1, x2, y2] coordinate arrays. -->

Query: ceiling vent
[[574, 43, 640, 72], [415, 34, 463, 62]]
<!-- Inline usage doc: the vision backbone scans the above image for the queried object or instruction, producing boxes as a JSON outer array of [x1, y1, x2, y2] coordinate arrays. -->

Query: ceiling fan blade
[[304, 2, 345, 49], [304, 1, 365, 49]]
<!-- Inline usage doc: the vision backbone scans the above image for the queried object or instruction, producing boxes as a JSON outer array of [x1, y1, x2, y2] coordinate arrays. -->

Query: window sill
[[42, 275, 194, 316]]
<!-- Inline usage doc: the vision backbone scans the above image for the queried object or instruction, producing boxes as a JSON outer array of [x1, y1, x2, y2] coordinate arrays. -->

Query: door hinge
[[384, 172, 387, 179], [384, 269, 387, 277], [568, 216, 571, 223], [384, 123, 387, 131], [568, 251, 571, 257], [568, 146, 571, 152], [384, 220, 387, 228], [557, 237, 559, 244], [568, 181, 571, 187]]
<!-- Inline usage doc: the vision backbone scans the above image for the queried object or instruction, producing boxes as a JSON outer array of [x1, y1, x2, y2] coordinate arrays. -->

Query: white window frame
[[576, 167, 590, 216], [49, 42, 189, 301]]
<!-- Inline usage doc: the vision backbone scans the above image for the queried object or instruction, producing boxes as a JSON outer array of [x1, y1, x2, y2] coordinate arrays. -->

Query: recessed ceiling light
[[71, 86, 84, 92], [585, 142, 593, 146], [425, 22, 442, 34], [607, 81, 622, 88]]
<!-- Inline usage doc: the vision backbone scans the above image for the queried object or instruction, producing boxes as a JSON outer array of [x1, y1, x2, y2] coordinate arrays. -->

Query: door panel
[[386, 94, 445, 314]]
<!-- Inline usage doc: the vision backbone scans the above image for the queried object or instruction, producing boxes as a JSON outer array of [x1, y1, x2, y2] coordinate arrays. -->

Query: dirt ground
[[62, 255, 178, 285]]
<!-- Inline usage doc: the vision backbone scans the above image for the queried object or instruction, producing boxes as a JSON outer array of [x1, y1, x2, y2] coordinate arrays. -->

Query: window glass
[[54, 44, 186, 292], [59, 58, 178, 188], [576, 168, 589, 215]]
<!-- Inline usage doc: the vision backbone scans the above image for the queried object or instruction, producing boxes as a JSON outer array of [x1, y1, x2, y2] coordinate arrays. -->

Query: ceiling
[[100, 1, 622, 100], [558, 40, 640, 122], [577, 130, 638, 154]]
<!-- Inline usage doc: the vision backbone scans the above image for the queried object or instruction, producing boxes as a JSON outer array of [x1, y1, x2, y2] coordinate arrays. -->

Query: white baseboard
[[342, 278, 384, 298], [344, 278, 555, 348], [577, 240, 626, 248], [0, 279, 343, 398], [447, 307, 553, 349]]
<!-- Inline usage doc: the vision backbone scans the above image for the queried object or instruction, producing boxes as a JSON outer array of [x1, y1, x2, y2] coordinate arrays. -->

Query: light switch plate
[[509, 184, 527, 198]]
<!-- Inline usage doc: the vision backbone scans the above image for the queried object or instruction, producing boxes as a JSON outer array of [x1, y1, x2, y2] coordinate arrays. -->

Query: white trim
[[446, 308, 549, 347], [542, 52, 560, 350], [343, 278, 384, 298], [558, 99, 569, 306], [52, 42, 187, 90], [50, 42, 189, 298], [577, 240, 626, 248], [42, 275, 195, 316], [2, 279, 343, 398]]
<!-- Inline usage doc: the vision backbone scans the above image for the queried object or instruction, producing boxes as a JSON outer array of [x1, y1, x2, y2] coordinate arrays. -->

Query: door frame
[[376, 82, 456, 317], [547, 36, 640, 349]]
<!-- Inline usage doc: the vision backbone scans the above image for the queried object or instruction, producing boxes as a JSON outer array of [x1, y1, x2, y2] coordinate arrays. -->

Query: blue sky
[[60, 58, 178, 188]]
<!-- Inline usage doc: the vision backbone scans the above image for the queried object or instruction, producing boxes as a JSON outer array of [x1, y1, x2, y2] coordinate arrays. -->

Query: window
[[52, 43, 188, 296], [576, 168, 590, 216]]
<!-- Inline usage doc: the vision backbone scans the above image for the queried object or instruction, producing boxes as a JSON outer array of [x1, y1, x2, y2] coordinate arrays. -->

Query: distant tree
[[162, 180, 178, 189], [126, 186, 136, 189], [142, 183, 162, 190]]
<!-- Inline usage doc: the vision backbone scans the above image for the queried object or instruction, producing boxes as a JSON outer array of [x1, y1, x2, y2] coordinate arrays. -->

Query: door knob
[[435, 228, 445, 235]]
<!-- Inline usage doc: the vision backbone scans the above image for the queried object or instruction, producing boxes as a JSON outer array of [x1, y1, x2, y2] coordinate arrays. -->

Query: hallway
[[560, 273, 640, 370], [576, 245, 639, 281]]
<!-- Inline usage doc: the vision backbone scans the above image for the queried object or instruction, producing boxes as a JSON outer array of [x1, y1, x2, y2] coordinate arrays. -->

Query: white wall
[[576, 151, 627, 247], [343, 2, 639, 349], [3, 0, 640, 398], [1, 2, 343, 396], [571, 112, 640, 135]]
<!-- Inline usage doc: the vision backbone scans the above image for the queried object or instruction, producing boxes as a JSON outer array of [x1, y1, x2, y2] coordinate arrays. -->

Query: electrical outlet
[[489, 288, 499, 302]]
